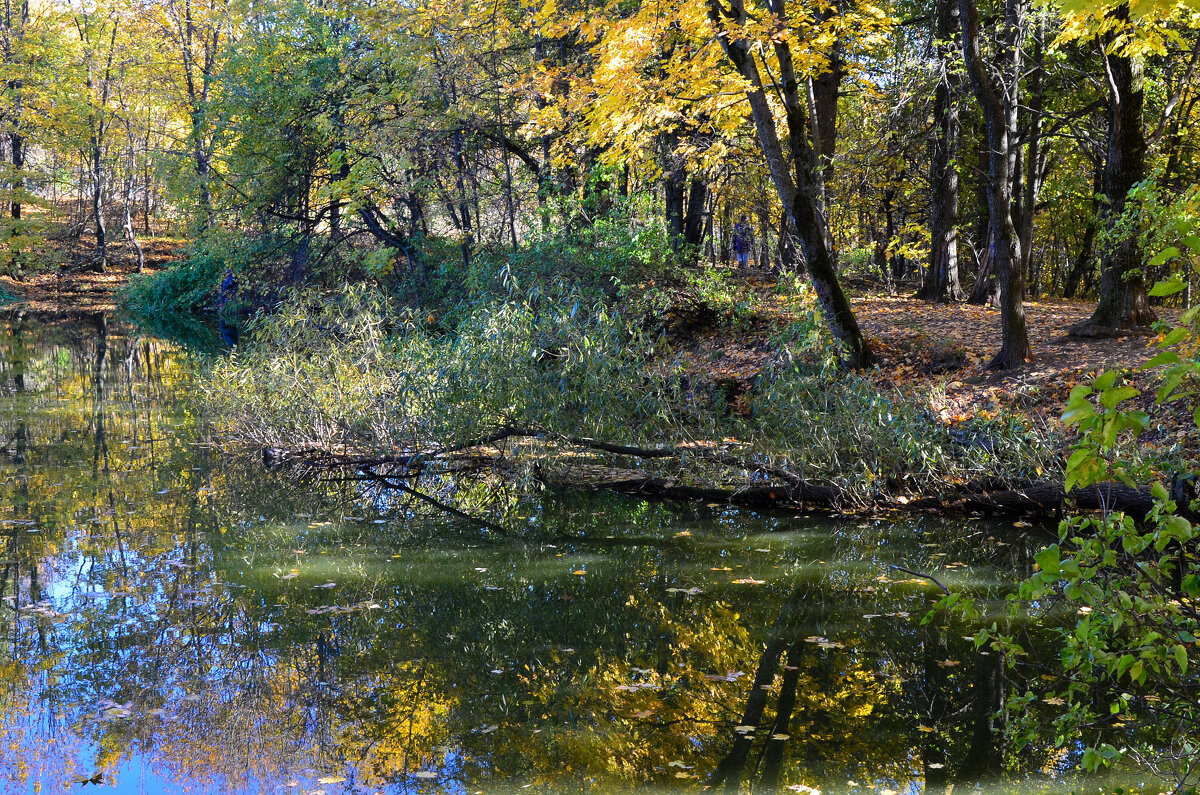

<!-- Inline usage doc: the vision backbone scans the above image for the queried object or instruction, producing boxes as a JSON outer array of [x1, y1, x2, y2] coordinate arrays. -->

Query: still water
[[0, 312, 1158, 793]]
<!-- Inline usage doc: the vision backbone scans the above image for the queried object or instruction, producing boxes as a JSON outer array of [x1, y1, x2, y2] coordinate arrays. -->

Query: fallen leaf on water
[[413, 771, 437, 779], [804, 636, 844, 649], [317, 776, 346, 784], [704, 671, 745, 682]]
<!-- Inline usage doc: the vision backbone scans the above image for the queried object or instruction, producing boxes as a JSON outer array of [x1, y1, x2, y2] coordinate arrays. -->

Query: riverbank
[[0, 236, 182, 314], [199, 272, 1191, 521], [12, 252, 1188, 519]]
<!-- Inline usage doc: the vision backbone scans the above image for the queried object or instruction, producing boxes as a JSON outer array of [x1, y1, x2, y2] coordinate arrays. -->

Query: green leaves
[[1147, 276, 1185, 297], [1060, 367, 1152, 493], [1034, 545, 1061, 577], [1147, 245, 1180, 268]]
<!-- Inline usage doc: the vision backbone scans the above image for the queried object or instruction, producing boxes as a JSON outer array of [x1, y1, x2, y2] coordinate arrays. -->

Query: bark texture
[[958, 0, 1030, 368], [1072, 7, 1157, 337], [920, 0, 965, 302], [706, 0, 871, 368]]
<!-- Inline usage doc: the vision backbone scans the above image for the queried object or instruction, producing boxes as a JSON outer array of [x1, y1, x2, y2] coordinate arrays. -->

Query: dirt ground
[[670, 269, 1184, 444], [1, 236, 180, 314]]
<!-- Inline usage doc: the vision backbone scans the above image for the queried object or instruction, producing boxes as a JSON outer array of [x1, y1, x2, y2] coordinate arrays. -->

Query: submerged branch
[[265, 424, 1190, 521], [888, 565, 951, 595]]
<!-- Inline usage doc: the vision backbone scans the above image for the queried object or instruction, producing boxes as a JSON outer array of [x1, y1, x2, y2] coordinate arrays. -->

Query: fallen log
[[550, 473, 1194, 521], [275, 424, 1197, 521]]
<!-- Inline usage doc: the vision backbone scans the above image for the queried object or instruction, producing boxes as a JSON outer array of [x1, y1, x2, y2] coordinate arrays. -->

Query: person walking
[[732, 215, 753, 267]]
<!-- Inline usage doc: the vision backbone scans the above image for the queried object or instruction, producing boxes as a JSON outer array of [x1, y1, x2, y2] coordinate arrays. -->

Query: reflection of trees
[[0, 317, 1075, 793]]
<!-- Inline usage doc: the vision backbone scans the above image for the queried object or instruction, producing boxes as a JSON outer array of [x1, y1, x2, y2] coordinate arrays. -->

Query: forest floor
[[0, 236, 179, 314], [673, 267, 1187, 454]]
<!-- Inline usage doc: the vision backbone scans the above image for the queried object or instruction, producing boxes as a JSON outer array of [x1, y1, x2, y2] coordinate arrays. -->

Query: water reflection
[[0, 313, 1162, 793]]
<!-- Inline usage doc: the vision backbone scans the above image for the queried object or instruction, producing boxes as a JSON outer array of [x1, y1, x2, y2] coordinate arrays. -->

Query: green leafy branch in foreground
[[935, 266, 1200, 785]]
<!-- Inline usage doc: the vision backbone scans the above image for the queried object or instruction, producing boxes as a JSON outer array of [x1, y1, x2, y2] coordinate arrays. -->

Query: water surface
[[0, 312, 1157, 793]]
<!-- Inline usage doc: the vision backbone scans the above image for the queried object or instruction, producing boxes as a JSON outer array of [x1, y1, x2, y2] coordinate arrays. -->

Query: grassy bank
[[124, 224, 1197, 516]]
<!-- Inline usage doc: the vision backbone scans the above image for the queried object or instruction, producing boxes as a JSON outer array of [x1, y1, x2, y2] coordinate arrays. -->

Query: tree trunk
[[1018, 21, 1046, 280], [778, 211, 800, 273], [919, 0, 965, 302], [707, 0, 871, 368], [959, 0, 1029, 369], [1071, 6, 1156, 337], [452, 127, 474, 270], [683, 177, 707, 251], [9, 131, 23, 225], [124, 171, 144, 273], [757, 205, 771, 267], [91, 144, 107, 273], [719, 201, 731, 265], [1063, 169, 1102, 298]]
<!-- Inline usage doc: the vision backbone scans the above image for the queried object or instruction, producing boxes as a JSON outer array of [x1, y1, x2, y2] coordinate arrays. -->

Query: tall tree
[[919, 0, 966, 302], [958, 0, 1030, 369], [142, 0, 229, 233], [1071, 4, 1156, 336], [705, 0, 876, 368]]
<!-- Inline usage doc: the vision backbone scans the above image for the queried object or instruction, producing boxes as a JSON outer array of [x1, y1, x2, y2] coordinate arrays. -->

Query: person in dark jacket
[[732, 216, 752, 267]]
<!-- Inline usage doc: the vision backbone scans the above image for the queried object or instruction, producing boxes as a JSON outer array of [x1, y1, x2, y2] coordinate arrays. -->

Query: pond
[[0, 311, 1164, 793]]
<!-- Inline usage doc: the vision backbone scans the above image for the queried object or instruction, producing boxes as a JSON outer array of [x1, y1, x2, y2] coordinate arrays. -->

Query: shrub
[[202, 283, 683, 452], [121, 231, 243, 316]]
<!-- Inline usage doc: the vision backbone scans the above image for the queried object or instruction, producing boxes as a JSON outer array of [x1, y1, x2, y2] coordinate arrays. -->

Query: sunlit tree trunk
[[959, 0, 1030, 369], [706, 0, 872, 368]]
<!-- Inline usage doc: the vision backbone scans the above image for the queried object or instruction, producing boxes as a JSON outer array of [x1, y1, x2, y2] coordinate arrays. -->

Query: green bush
[[404, 209, 681, 330], [120, 231, 241, 315], [936, 245, 1200, 787], [202, 283, 683, 452]]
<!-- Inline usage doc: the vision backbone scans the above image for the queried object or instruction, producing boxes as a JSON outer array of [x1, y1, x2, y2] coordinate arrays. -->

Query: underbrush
[[121, 227, 380, 318], [117, 196, 769, 345], [201, 283, 1060, 506]]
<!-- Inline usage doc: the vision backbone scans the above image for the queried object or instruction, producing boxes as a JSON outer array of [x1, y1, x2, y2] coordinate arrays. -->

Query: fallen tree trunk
[[275, 425, 1194, 521], [549, 473, 1191, 521]]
